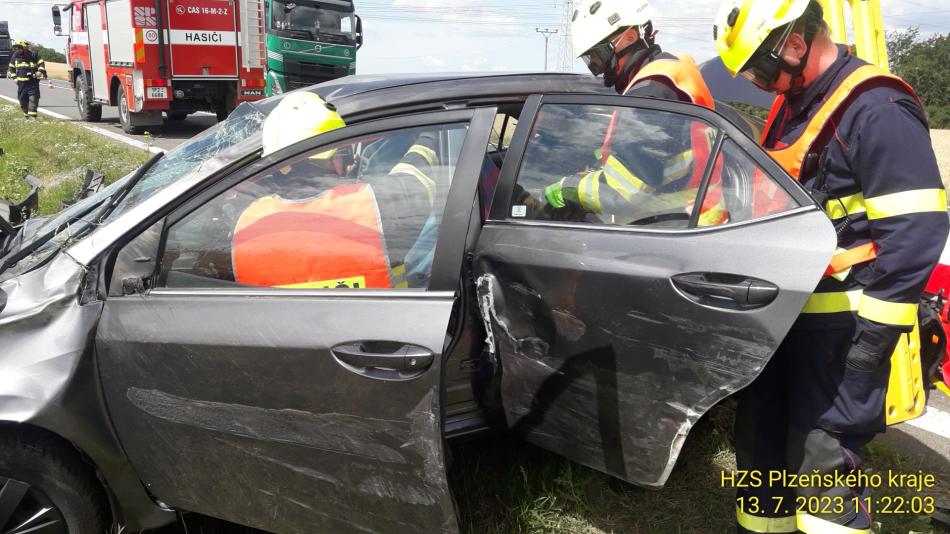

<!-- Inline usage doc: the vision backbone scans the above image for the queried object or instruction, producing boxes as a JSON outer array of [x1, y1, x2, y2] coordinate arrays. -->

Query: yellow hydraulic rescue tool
[[816, 0, 926, 425]]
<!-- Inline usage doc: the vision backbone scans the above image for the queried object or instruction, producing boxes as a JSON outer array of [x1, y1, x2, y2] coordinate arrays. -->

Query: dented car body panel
[[0, 73, 837, 533], [97, 291, 458, 533], [474, 214, 836, 487], [0, 254, 177, 529]]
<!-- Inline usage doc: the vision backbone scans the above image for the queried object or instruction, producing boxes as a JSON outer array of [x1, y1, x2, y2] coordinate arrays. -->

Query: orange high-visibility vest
[[627, 53, 716, 110], [232, 183, 394, 289], [760, 64, 923, 276]]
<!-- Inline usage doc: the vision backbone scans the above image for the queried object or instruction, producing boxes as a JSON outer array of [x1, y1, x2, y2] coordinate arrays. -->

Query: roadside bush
[[927, 106, 950, 129]]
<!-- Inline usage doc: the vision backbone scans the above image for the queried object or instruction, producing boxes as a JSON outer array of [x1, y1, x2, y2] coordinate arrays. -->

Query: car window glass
[[107, 104, 267, 222], [72, 8, 82, 31], [509, 103, 717, 229], [159, 123, 469, 290], [698, 139, 799, 227], [480, 113, 518, 220], [490, 113, 518, 151]]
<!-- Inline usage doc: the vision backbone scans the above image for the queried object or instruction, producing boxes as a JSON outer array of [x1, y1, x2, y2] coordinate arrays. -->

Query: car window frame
[[106, 107, 497, 296], [488, 94, 818, 231]]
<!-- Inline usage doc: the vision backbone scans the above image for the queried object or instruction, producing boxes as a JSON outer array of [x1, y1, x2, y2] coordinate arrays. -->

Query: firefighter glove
[[544, 181, 566, 209]]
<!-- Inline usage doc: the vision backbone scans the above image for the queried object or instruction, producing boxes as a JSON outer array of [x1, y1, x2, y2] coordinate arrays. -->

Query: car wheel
[[0, 429, 108, 533], [118, 90, 141, 134], [75, 72, 102, 123]]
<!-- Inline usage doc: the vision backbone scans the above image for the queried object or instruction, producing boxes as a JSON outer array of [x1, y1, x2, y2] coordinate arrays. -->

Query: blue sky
[[2, 0, 948, 73]]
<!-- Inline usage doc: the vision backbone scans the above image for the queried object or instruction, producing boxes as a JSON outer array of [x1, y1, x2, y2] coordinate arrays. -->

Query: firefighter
[[232, 92, 441, 290], [542, 0, 725, 225], [713, 1, 949, 533], [6, 40, 46, 120], [571, 0, 713, 104]]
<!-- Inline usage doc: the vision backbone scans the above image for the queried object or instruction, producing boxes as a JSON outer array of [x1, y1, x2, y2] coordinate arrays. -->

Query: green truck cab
[[0, 22, 11, 75], [265, 0, 362, 96]]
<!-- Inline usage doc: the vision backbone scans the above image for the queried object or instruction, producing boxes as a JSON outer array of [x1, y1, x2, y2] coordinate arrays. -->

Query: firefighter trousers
[[16, 80, 40, 117], [734, 327, 890, 534]]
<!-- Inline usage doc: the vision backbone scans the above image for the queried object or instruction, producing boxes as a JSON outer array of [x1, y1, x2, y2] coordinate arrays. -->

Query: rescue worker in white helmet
[[542, 0, 726, 226], [713, 2, 949, 533], [231, 92, 442, 290], [572, 0, 713, 104]]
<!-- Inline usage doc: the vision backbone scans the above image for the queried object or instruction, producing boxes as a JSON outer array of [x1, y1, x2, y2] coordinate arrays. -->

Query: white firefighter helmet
[[571, 0, 656, 58]]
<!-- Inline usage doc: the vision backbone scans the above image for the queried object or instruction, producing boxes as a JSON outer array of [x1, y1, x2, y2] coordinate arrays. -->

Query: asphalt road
[[0, 78, 216, 152]]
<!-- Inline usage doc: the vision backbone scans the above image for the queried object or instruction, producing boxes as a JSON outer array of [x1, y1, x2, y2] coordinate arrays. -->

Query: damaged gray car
[[0, 73, 836, 533]]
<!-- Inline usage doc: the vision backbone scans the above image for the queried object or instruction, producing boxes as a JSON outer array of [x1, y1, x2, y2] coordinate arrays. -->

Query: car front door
[[475, 95, 837, 488], [95, 108, 495, 533]]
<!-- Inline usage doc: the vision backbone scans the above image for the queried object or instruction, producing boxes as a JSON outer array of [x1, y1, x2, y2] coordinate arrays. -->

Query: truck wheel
[[76, 72, 102, 123], [214, 100, 232, 122], [0, 429, 109, 533], [117, 90, 141, 134]]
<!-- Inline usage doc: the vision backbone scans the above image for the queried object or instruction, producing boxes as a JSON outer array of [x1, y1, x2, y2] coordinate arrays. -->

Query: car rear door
[[475, 95, 836, 488], [95, 108, 495, 533]]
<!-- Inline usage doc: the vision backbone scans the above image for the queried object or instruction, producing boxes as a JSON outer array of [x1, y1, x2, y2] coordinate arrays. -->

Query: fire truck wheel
[[214, 100, 232, 122], [117, 90, 141, 135], [75, 72, 102, 123]]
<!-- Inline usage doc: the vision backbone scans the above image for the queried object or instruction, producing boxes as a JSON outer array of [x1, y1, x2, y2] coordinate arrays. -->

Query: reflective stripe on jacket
[[232, 183, 406, 289], [561, 154, 726, 226], [8, 50, 45, 82], [762, 49, 949, 331]]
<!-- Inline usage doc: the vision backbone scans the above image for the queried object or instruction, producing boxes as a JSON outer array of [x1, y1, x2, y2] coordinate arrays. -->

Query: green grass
[[0, 101, 148, 215], [451, 403, 950, 534]]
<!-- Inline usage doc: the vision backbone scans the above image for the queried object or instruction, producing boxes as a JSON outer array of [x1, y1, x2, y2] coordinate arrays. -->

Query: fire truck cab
[[53, 0, 267, 133]]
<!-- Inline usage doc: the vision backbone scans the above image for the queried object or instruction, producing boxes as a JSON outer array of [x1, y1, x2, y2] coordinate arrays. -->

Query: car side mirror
[[355, 16, 363, 50], [52, 6, 64, 36]]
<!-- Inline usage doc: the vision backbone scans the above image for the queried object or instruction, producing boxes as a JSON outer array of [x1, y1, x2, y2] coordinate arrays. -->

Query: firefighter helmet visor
[[580, 40, 615, 76], [737, 22, 794, 90]]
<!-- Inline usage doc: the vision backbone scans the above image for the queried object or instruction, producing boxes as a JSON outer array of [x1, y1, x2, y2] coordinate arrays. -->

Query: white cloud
[[0, 1, 68, 51], [1, 0, 944, 75]]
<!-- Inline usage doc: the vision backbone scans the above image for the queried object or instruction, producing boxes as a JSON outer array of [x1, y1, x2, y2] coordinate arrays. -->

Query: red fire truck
[[52, 0, 267, 133]]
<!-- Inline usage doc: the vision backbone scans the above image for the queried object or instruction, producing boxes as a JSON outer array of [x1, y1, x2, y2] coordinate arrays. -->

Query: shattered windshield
[[272, 1, 355, 41], [106, 104, 267, 221]]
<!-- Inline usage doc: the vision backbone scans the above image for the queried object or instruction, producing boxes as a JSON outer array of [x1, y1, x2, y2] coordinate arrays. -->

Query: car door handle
[[331, 342, 434, 378], [672, 273, 779, 309]]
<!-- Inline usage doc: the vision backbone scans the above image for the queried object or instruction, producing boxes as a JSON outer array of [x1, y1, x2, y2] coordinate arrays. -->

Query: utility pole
[[536, 27, 558, 71]]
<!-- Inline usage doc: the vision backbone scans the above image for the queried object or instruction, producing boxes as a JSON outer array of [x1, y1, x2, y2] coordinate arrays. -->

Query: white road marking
[[0, 94, 71, 119], [0, 94, 163, 154], [905, 405, 950, 440], [82, 124, 163, 154]]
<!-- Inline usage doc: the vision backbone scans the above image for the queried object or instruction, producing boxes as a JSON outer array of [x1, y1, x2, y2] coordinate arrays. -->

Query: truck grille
[[283, 58, 349, 90]]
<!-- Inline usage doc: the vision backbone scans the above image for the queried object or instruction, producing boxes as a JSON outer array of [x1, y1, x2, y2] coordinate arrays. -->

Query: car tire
[[118, 89, 141, 134], [76, 71, 102, 123], [0, 428, 109, 533]]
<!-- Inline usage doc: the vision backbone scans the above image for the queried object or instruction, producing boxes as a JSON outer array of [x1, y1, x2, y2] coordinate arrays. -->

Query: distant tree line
[[888, 28, 950, 129], [24, 42, 66, 64]]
